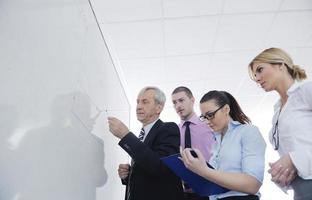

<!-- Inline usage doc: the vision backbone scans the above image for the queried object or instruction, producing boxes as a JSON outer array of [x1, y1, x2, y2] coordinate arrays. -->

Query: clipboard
[[161, 153, 229, 196]]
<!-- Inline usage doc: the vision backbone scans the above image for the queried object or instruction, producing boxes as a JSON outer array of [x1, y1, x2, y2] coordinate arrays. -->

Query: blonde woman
[[248, 47, 312, 200]]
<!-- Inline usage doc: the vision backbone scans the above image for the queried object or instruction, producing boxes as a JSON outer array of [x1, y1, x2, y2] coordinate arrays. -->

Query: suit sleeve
[[121, 176, 128, 185], [118, 122, 180, 176]]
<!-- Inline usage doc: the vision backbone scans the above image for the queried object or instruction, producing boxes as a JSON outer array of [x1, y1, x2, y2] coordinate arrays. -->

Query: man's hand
[[268, 154, 297, 187], [108, 117, 129, 139], [118, 164, 130, 179]]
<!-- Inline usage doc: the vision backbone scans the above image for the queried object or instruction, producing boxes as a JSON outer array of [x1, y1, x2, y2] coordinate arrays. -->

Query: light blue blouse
[[209, 120, 266, 200]]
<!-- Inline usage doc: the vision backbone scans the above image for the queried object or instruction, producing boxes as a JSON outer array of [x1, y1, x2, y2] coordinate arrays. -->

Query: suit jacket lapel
[[143, 119, 162, 146]]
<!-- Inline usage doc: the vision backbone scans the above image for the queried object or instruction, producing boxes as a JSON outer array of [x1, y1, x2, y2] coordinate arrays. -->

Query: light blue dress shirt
[[209, 120, 266, 200]]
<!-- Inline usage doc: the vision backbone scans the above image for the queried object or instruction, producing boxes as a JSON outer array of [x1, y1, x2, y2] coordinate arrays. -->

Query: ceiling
[[91, 0, 312, 127]]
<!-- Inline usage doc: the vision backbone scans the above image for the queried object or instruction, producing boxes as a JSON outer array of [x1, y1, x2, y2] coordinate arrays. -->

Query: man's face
[[136, 89, 163, 125], [171, 91, 194, 120]]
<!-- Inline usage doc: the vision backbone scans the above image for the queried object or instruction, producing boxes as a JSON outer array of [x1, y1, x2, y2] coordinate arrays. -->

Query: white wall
[[0, 0, 129, 199]]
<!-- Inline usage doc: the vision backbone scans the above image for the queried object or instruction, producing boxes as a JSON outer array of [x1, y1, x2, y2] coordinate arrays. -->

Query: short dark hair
[[172, 86, 193, 98]]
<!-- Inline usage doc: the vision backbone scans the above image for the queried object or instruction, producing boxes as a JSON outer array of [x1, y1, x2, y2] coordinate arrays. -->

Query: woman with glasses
[[248, 47, 312, 200], [180, 90, 266, 200]]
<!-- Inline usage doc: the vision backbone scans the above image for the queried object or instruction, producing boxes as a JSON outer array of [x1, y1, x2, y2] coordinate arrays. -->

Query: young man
[[172, 86, 215, 200]]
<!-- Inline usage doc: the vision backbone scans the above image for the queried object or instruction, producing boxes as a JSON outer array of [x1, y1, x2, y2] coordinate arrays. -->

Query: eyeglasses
[[272, 120, 279, 150], [199, 104, 225, 121]]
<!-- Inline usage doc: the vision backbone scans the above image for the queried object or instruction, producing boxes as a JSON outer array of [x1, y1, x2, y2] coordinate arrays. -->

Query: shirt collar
[[143, 118, 159, 134], [287, 81, 306, 95], [181, 113, 200, 126], [213, 119, 240, 136], [274, 81, 306, 109]]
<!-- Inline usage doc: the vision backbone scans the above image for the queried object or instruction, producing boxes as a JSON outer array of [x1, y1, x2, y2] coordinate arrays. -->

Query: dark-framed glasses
[[272, 120, 279, 150], [199, 104, 225, 121]]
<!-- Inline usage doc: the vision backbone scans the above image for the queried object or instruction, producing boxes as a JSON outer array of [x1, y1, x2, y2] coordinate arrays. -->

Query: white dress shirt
[[270, 81, 312, 179], [141, 119, 158, 142]]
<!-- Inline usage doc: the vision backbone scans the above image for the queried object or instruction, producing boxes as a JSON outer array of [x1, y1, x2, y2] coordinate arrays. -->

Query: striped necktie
[[127, 128, 145, 200], [138, 128, 145, 141]]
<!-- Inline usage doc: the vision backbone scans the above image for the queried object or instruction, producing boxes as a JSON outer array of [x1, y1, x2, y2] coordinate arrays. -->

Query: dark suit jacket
[[119, 119, 184, 200]]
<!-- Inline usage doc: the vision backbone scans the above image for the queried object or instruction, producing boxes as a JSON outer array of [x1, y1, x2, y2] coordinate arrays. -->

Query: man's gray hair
[[139, 86, 166, 105]]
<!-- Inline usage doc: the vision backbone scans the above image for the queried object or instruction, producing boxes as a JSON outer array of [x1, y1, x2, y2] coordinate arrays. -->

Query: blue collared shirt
[[209, 120, 266, 200]]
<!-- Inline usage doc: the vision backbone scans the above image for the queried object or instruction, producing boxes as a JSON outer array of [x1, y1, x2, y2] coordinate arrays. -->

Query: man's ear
[[191, 97, 195, 104], [156, 103, 164, 114]]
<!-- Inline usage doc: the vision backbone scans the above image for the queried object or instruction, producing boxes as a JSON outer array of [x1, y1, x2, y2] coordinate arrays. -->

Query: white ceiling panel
[[163, 0, 223, 18], [163, 54, 211, 82], [283, 47, 312, 72], [214, 13, 274, 52], [223, 0, 282, 13], [103, 20, 164, 59], [209, 50, 259, 77], [280, 0, 312, 11], [164, 16, 219, 56], [265, 11, 312, 47], [92, 0, 162, 22], [120, 58, 165, 83]]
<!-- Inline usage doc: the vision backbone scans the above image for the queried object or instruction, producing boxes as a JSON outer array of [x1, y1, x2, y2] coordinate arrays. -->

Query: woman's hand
[[180, 147, 261, 194], [179, 147, 210, 177], [268, 154, 297, 187]]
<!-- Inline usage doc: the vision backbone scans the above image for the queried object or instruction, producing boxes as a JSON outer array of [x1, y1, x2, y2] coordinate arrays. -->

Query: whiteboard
[[0, 0, 130, 199]]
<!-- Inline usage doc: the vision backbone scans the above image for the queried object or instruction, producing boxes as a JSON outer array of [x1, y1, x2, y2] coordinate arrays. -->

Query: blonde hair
[[248, 47, 307, 81]]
